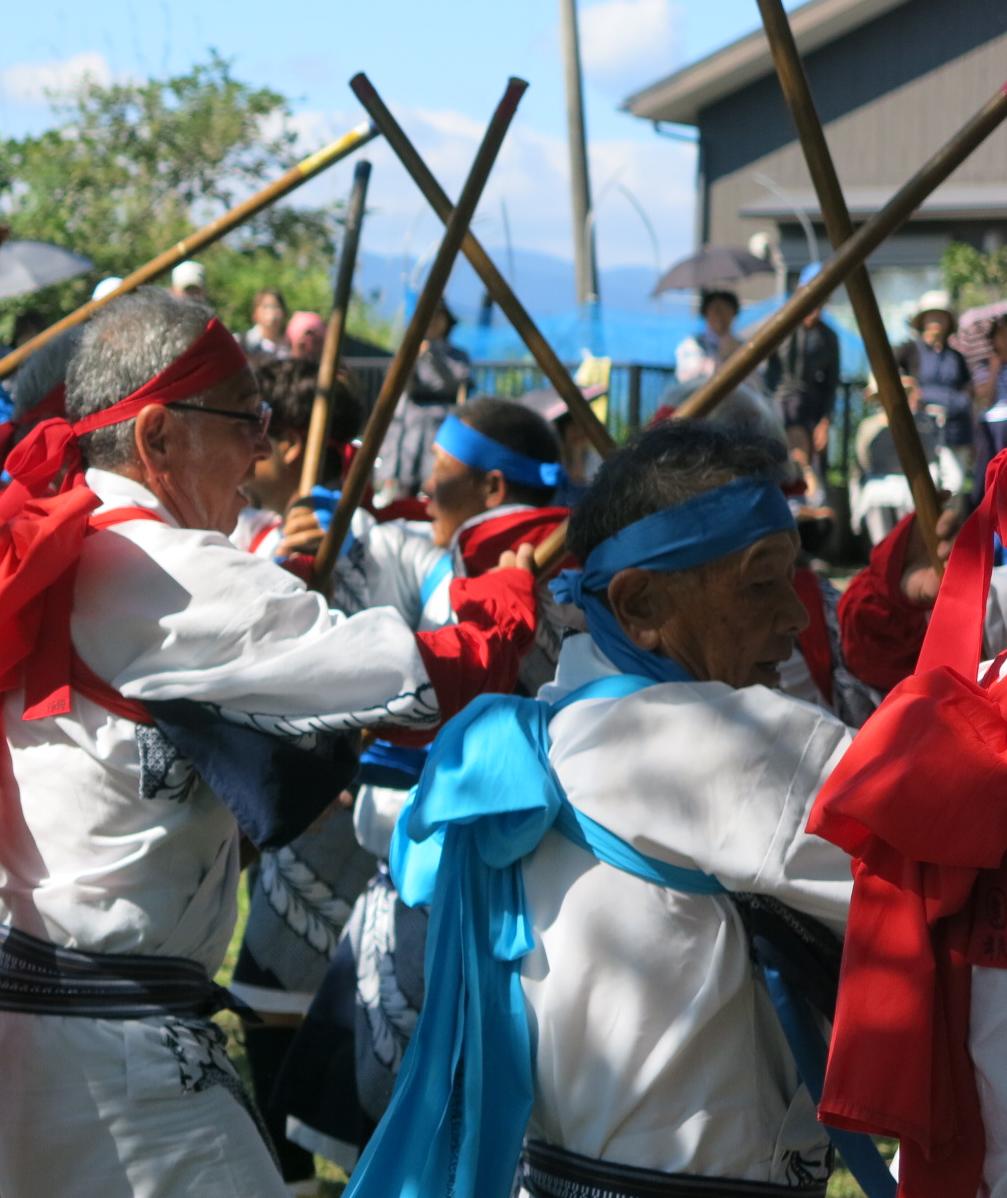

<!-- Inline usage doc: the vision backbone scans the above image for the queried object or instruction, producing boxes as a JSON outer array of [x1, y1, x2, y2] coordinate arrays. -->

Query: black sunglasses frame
[[168, 400, 272, 437]]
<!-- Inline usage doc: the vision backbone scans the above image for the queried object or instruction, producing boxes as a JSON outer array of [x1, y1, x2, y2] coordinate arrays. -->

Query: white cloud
[[579, 0, 683, 86], [0, 52, 112, 106], [285, 101, 695, 271]]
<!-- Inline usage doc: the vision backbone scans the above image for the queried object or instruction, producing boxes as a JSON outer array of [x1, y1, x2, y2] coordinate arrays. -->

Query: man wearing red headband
[[0, 288, 537, 1197]]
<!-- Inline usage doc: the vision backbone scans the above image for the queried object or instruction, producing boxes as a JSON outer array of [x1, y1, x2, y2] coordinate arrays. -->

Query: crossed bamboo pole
[[757, 0, 943, 571], [311, 77, 529, 589], [350, 74, 615, 459], [300, 159, 373, 493], [677, 86, 1007, 421], [534, 80, 1007, 577], [0, 121, 379, 379]]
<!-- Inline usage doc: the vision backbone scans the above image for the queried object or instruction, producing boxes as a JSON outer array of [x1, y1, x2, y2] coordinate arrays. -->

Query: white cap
[[91, 276, 123, 302], [171, 260, 206, 292]]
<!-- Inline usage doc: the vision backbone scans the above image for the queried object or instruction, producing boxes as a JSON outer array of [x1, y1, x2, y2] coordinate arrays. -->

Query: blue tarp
[[452, 296, 869, 379]]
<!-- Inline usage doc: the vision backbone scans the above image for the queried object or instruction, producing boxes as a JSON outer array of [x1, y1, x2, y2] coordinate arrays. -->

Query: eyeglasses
[[168, 400, 272, 438]]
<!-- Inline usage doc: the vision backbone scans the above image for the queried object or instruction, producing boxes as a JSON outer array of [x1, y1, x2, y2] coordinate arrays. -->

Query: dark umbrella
[[652, 245, 774, 296], [0, 240, 93, 301]]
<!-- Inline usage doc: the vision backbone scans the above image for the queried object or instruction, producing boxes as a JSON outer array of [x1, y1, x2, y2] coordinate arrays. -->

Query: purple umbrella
[[653, 245, 773, 296]]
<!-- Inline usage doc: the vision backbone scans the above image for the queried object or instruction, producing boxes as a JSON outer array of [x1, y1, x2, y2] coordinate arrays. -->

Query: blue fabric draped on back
[[551, 477, 794, 681], [343, 675, 726, 1198]]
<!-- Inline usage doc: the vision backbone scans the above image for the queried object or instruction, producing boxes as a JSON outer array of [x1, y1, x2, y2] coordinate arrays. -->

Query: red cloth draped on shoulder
[[837, 514, 930, 693], [398, 507, 565, 742], [0, 317, 247, 724], [456, 506, 569, 576], [808, 450, 1007, 1198]]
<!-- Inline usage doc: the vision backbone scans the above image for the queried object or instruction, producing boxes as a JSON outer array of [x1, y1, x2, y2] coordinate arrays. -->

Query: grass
[[214, 875, 893, 1197], [213, 874, 347, 1195]]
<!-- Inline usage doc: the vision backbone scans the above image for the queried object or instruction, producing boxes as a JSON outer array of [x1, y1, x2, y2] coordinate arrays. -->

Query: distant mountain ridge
[[354, 246, 694, 325]]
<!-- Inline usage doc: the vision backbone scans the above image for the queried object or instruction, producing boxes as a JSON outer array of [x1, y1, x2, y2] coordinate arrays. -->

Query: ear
[[134, 405, 172, 476], [279, 429, 304, 468], [481, 468, 508, 510], [607, 568, 668, 651]]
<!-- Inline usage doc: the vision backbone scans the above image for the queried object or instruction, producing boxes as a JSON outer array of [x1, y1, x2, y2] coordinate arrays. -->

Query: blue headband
[[551, 477, 796, 683], [435, 414, 563, 490]]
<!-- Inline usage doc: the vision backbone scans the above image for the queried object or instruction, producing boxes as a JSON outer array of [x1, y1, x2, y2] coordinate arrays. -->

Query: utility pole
[[559, 0, 600, 305]]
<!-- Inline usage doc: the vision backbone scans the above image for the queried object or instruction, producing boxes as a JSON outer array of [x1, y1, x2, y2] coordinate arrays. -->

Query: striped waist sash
[[0, 924, 254, 1021]]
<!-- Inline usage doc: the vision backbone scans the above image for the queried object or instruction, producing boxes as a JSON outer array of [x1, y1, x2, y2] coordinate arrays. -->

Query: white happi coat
[[521, 634, 854, 1186], [0, 468, 444, 1198]]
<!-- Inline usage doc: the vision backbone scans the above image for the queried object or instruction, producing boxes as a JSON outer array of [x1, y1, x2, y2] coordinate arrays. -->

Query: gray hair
[[12, 327, 83, 420], [65, 287, 214, 469], [660, 379, 788, 448], [567, 419, 788, 565]]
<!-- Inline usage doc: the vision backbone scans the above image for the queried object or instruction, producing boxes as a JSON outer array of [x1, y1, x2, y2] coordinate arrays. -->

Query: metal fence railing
[[345, 356, 679, 436]]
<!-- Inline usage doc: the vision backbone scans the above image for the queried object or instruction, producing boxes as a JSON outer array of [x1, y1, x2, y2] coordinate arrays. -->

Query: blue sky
[[1, 1, 802, 274]]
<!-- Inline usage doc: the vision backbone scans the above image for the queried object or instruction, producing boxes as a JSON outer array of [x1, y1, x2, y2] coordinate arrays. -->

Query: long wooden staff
[[350, 73, 615, 459], [535, 85, 1007, 578], [299, 159, 372, 493], [0, 121, 379, 379], [311, 78, 529, 589], [757, 0, 942, 570], [676, 82, 1007, 422]]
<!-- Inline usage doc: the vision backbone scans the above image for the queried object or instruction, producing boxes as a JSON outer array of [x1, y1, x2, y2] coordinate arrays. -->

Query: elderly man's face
[[138, 366, 271, 535], [610, 530, 808, 689]]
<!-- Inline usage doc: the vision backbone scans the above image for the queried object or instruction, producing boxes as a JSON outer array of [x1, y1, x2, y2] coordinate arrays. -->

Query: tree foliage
[[0, 53, 391, 346], [941, 241, 1007, 311]]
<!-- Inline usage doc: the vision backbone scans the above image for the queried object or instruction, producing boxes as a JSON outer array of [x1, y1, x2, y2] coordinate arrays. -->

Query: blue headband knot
[[434, 414, 564, 490]]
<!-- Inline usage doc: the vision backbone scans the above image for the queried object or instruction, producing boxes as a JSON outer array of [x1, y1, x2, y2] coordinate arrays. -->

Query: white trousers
[[0, 1010, 287, 1198]]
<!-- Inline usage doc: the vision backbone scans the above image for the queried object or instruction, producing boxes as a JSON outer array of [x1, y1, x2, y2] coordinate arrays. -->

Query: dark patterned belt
[[0, 924, 256, 1020], [522, 1141, 828, 1198]]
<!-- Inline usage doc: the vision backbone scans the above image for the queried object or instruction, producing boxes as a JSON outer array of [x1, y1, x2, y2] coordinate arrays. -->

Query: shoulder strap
[[248, 517, 282, 555], [87, 505, 167, 533], [75, 505, 164, 724], [419, 550, 453, 607]]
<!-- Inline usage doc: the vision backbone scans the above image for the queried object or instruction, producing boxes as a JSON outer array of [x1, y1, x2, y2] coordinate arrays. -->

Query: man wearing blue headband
[[343, 420, 886, 1198], [270, 397, 572, 1173]]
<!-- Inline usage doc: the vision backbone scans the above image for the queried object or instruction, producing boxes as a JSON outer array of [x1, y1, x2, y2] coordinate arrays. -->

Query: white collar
[[85, 467, 179, 527]]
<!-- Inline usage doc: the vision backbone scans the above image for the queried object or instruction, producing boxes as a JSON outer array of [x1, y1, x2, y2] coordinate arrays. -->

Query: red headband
[[71, 317, 247, 437]]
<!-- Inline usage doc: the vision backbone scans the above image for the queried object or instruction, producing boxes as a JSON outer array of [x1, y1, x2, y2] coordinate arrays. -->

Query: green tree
[[941, 241, 1007, 311], [0, 53, 391, 347]]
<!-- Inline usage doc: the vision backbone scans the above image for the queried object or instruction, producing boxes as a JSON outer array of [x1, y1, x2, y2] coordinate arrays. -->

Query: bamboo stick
[[757, 0, 942, 570], [350, 74, 615, 458], [299, 158, 372, 493], [676, 82, 1007, 421], [0, 121, 380, 379], [311, 78, 529, 589]]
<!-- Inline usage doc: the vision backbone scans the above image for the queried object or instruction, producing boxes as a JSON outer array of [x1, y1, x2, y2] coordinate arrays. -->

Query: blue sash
[[344, 673, 890, 1198], [419, 550, 453, 608]]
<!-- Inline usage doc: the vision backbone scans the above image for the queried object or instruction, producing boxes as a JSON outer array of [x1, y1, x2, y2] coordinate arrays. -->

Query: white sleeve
[[71, 521, 439, 733], [362, 519, 446, 630], [552, 683, 854, 931]]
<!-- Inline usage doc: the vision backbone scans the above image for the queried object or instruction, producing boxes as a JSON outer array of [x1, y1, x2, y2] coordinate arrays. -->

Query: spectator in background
[[973, 315, 1007, 502], [896, 289, 972, 478], [766, 262, 840, 467], [674, 289, 743, 384], [170, 260, 207, 302], [850, 372, 957, 544], [376, 299, 472, 498], [287, 311, 326, 361], [241, 288, 289, 358]]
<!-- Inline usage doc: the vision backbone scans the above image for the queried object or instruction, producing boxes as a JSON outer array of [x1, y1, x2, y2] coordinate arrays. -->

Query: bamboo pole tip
[[503, 78, 531, 107], [354, 159, 373, 179], [350, 73, 374, 101]]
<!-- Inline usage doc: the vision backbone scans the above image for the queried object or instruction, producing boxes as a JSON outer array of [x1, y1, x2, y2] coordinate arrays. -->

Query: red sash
[[808, 450, 1007, 1198]]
